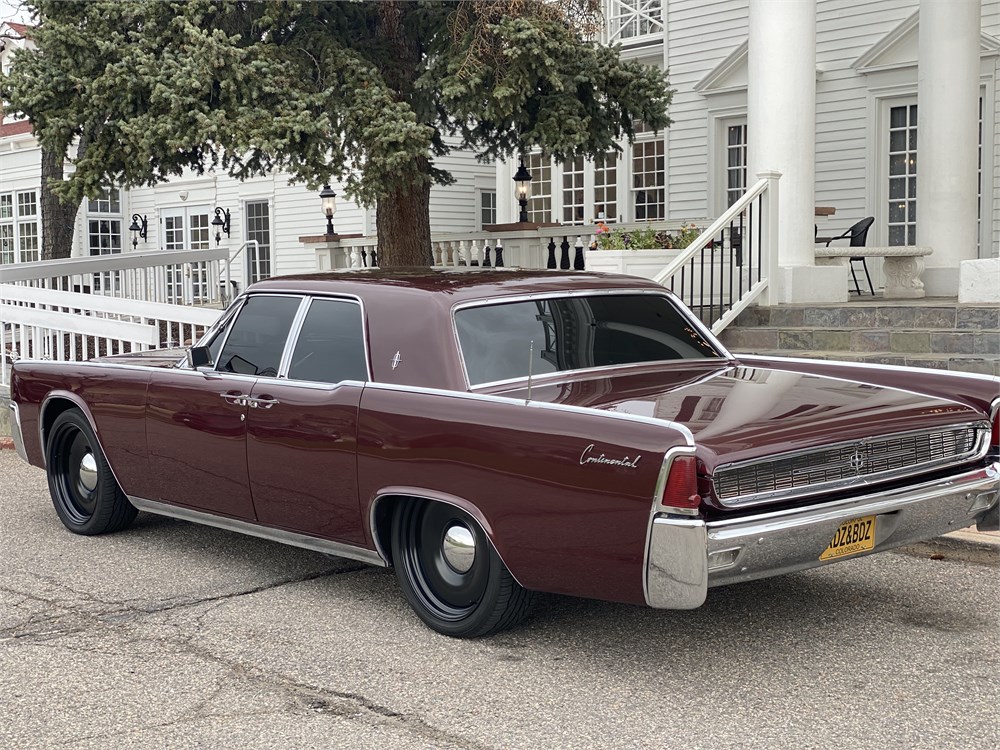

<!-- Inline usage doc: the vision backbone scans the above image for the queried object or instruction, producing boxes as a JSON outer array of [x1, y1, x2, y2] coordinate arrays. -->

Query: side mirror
[[187, 345, 213, 369]]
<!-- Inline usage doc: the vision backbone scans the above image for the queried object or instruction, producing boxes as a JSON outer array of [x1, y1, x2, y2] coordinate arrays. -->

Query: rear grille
[[713, 423, 989, 507]]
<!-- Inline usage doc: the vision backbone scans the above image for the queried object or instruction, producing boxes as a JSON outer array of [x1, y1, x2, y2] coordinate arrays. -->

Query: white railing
[[605, 0, 664, 46], [0, 245, 239, 387], [653, 171, 779, 333], [317, 220, 696, 272], [0, 246, 233, 306], [0, 283, 221, 387]]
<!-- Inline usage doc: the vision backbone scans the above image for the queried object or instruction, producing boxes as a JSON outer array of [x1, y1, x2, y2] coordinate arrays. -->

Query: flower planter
[[584, 248, 682, 280]]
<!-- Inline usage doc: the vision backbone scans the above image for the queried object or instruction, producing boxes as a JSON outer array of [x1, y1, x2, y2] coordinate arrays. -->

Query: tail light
[[660, 455, 702, 510], [992, 405, 999, 451]]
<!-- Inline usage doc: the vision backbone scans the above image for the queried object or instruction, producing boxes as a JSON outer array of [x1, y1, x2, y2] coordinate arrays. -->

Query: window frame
[[0, 189, 40, 264]]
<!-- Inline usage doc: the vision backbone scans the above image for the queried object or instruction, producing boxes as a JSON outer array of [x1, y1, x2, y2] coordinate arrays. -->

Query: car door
[[246, 297, 369, 545], [141, 294, 305, 520]]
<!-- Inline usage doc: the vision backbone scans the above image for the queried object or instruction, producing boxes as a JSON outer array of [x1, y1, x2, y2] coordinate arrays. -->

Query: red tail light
[[661, 455, 702, 509]]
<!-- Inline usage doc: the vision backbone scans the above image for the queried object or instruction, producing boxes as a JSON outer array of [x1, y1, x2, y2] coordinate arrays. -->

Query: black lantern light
[[211, 207, 231, 245], [128, 214, 148, 250], [320, 184, 337, 235], [513, 160, 533, 223]]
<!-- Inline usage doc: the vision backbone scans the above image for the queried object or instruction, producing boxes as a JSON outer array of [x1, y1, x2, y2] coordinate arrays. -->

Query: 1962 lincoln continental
[[9, 270, 1000, 637]]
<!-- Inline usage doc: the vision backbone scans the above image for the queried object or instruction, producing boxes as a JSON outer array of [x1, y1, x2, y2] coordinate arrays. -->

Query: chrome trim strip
[[448, 288, 731, 390], [469, 359, 730, 393], [363, 381, 697, 446], [367, 490, 526, 587], [128, 496, 387, 567], [737, 353, 1000, 385], [9, 402, 28, 463], [276, 296, 311, 377], [712, 422, 991, 508]]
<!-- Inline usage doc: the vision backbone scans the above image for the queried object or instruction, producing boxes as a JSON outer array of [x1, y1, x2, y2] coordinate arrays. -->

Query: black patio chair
[[824, 216, 875, 295]]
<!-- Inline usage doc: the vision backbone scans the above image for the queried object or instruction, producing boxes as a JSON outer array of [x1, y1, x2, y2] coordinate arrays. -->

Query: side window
[[216, 295, 302, 377], [287, 299, 368, 384]]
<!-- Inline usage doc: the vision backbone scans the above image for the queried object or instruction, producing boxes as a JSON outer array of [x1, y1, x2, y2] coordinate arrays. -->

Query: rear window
[[455, 294, 721, 386]]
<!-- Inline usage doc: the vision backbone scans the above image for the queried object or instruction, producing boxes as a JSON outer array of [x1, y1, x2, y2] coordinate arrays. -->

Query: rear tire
[[46, 409, 137, 535], [391, 500, 533, 637]]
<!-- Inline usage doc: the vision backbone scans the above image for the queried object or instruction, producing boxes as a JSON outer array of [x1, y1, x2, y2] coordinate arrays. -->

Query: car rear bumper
[[644, 461, 1000, 609]]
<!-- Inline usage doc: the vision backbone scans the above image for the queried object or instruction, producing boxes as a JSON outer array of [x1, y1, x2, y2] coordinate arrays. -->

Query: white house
[[2, 0, 998, 303]]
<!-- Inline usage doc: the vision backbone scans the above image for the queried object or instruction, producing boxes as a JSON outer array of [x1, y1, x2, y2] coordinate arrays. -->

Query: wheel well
[[371, 494, 409, 567], [40, 398, 81, 452]]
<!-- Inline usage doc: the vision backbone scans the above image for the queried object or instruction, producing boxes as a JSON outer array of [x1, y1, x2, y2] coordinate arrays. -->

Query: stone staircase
[[718, 298, 1000, 376]]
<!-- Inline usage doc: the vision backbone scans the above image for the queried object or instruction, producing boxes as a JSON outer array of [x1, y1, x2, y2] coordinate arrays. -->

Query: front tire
[[46, 409, 137, 535], [391, 500, 533, 637]]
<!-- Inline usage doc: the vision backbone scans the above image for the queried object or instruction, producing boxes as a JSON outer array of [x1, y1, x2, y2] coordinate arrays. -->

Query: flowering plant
[[590, 222, 704, 251]]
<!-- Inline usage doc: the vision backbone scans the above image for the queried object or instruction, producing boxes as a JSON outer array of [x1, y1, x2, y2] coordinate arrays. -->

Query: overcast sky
[[1, 0, 31, 26]]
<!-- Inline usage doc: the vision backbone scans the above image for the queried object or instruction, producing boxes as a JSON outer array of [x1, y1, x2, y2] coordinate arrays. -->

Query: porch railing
[[653, 172, 778, 333]]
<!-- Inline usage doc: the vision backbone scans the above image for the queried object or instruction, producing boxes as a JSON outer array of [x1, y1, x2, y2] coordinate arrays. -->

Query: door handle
[[221, 392, 250, 406], [252, 397, 280, 409]]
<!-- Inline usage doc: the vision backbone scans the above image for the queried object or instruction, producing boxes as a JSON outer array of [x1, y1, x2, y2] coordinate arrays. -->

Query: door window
[[287, 299, 368, 384], [216, 295, 302, 377]]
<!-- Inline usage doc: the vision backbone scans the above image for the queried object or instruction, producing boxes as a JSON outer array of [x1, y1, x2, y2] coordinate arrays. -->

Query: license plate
[[820, 515, 876, 561]]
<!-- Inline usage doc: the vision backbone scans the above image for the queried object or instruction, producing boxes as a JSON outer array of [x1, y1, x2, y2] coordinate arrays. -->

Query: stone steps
[[718, 299, 1000, 376]]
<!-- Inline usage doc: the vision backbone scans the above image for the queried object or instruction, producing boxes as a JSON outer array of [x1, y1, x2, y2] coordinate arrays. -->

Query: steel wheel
[[391, 500, 533, 637], [46, 409, 137, 535]]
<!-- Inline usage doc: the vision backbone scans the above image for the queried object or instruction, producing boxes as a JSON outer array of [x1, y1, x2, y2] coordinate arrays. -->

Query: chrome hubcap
[[441, 524, 476, 574], [78, 452, 98, 492]]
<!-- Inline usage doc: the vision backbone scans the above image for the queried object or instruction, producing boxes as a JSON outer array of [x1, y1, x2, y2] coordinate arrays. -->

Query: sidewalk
[[2, 436, 994, 563]]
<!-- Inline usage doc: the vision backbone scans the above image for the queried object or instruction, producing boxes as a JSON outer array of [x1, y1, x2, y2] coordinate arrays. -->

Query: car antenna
[[526, 340, 534, 406]]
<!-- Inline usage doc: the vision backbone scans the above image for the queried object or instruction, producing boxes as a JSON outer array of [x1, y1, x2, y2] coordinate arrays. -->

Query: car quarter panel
[[357, 385, 690, 606], [11, 362, 151, 490]]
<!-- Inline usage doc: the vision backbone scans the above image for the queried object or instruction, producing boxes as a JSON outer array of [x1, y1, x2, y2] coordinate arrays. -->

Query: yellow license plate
[[820, 515, 876, 561]]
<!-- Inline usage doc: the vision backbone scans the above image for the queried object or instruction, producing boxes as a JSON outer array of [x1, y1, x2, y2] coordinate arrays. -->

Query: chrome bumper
[[644, 461, 1000, 609], [9, 402, 29, 463]]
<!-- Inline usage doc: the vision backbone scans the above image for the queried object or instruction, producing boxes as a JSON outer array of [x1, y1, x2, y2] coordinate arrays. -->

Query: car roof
[[246, 267, 666, 305]]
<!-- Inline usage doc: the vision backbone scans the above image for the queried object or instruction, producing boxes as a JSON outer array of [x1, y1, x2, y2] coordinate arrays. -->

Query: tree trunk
[[375, 167, 433, 267], [374, 1, 433, 268], [40, 147, 78, 261]]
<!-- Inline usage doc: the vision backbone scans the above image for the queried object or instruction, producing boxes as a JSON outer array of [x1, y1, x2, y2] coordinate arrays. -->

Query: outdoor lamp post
[[211, 207, 231, 246], [320, 184, 337, 235], [513, 161, 532, 223], [128, 214, 147, 250]]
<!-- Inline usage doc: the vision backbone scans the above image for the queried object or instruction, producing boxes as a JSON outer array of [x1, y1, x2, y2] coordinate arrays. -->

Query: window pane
[[288, 299, 368, 383], [456, 295, 719, 386], [216, 295, 301, 377]]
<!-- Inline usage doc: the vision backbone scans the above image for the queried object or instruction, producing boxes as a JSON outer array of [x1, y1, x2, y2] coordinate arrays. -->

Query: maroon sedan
[[9, 270, 1000, 637]]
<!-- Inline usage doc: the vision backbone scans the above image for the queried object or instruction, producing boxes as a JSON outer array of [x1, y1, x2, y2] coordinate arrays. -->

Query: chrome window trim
[[712, 422, 992, 508], [470, 359, 730, 393], [364, 380, 696, 445], [207, 292, 306, 378], [277, 297, 311, 377], [449, 288, 732, 390], [280, 294, 373, 384], [128, 495, 386, 567]]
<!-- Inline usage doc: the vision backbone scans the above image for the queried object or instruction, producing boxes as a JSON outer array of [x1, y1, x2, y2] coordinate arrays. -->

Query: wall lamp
[[211, 207, 231, 245], [128, 214, 147, 250], [513, 160, 533, 223], [320, 184, 337, 236]]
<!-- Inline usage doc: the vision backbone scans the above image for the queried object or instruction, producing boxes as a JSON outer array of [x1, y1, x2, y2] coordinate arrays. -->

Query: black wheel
[[391, 500, 533, 638], [46, 409, 137, 535]]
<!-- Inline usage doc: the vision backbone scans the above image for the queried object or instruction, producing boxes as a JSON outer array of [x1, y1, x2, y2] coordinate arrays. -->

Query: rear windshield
[[455, 294, 721, 386]]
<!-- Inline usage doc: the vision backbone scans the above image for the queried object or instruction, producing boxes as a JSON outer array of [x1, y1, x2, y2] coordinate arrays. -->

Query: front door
[[141, 294, 305, 520]]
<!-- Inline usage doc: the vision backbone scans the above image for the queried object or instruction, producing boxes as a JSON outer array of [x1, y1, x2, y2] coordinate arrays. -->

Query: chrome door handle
[[221, 392, 250, 406], [252, 397, 279, 409]]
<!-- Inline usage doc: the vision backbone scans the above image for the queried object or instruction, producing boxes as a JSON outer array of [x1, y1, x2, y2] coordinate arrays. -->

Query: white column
[[496, 160, 514, 224], [917, 0, 981, 297], [748, 0, 845, 303]]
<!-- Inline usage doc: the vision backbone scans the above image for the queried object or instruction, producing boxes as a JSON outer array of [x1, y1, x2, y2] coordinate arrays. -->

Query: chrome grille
[[713, 424, 988, 507]]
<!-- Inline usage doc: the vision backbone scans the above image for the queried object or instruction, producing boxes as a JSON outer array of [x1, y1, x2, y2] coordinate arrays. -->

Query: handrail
[[652, 177, 769, 286], [0, 246, 231, 282], [222, 240, 258, 304]]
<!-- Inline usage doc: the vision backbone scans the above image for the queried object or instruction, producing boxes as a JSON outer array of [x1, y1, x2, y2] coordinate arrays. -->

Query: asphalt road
[[1, 451, 997, 750]]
